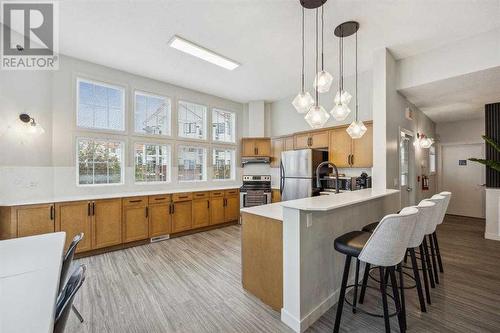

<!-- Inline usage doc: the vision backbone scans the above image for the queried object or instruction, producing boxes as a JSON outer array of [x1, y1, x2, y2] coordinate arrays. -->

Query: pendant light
[[313, 6, 333, 93], [331, 22, 356, 121], [305, 8, 330, 129], [292, 7, 314, 114], [347, 27, 367, 139]]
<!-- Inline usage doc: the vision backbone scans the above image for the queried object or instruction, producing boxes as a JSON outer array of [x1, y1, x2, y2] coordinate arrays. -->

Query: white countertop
[[0, 232, 66, 333], [240, 202, 284, 221], [0, 185, 241, 206], [280, 188, 399, 211]]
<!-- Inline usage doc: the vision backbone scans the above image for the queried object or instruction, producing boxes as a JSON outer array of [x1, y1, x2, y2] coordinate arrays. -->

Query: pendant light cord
[[355, 29, 358, 121], [338, 34, 341, 96], [315, 8, 319, 106], [321, 5, 324, 71], [301, 7, 305, 93]]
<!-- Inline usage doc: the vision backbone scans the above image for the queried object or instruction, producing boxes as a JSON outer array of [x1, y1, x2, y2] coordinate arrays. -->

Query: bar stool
[[433, 191, 452, 273], [423, 195, 446, 285], [333, 207, 419, 333]]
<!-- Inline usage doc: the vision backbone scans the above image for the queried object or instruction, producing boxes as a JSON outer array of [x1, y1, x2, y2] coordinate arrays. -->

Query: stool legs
[[428, 235, 440, 284], [352, 259, 360, 313], [433, 232, 444, 273], [389, 267, 406, 333], [334, 255, 352, 333], [397, 263, 407, 331], [409, 248, 427, 312], [358, 262, 370, 304], [422, 238, 435, 288], [418, 244, 432, 304], [379, 267, 391, 333]]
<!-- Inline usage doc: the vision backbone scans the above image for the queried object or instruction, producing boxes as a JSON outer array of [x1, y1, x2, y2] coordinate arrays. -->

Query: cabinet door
[[225, 196, 240, 222], [56, 201, 92, 253], [255, 139, 271, 157], [172, 201, 192, 233], [210, 197, 225, 225], [329, 128, 352, 167], [242, 139, 256, 157], [16, 204, 55, 238], [271, 189, 281, 203], [123, 205, 149, 242], [93, 199, 122, 249], [310, 131, 329, 148], [284, 136, 295, 151], [192, 199, 210, 228], [271, 138, 283, 168], [352, 123, 373, 167], [294, 133, 310, 149], [149, 203, 171, 237]]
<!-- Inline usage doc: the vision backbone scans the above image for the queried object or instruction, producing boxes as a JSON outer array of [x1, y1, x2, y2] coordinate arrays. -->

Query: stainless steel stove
[[240, 175, 272, 207]]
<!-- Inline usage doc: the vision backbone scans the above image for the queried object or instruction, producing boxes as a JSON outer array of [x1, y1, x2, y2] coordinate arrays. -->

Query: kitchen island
[[240, 188, 399, 333]]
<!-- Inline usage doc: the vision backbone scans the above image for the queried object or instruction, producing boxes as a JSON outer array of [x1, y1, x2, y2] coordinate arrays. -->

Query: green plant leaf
[[482, 135, 500, 153], [468, 158, 500, 173]]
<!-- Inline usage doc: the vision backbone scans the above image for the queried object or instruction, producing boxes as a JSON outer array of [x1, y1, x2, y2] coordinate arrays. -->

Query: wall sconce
[[414, 132, 434, 149], [19, 113, 45, 135]]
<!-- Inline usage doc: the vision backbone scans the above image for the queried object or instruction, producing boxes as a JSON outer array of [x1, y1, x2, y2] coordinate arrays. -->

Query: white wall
[[437, 117, 484, 144], [0, 55, 246, 202]]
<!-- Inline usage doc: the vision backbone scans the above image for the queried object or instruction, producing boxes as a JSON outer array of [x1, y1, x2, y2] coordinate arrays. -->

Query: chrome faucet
[[316, 161, 340, 194]]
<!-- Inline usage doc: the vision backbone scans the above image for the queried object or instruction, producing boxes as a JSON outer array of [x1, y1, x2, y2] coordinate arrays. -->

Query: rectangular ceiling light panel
[[169, 35, 240, 70]]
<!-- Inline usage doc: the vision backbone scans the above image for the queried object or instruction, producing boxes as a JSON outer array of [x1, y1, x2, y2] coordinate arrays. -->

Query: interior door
[[442, 144, 485, 218], [400, 131, 416, 208]]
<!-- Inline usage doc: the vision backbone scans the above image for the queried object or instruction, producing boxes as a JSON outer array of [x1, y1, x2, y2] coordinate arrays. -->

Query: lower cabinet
[[93, 199, 122, 249], [172, 200, 193, 233], [56, 201, 92, 253], [148, 195, 171, 238], [16, 203, 55, 238], [122, 197, 149, 243], [210, 196, 225, 225], [271, 189, 281, 203], [192, 196, 210, 229], [225, 195, 240, 222]]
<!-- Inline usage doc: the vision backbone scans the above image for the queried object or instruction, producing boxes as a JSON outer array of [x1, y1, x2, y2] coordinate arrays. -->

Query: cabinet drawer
[[172, 192, 193, 202], [148, 195, 171, 205], [224, 189, 239, 197], [123, 197, 148, 207], [210, 191, 225, 198], [193, 191, 209, 200]]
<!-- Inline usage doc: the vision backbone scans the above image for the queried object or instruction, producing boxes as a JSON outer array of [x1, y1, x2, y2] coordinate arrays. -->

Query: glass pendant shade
[[292, 91, 315, 114], [420, 137, 433, 149], [330, 103, 351, 121], [334, 90, 352, 106], [346, 120, 367, 139], [25, 121, 45, 135], [305, 105, 330, 129], [313, 71, 333, 93]]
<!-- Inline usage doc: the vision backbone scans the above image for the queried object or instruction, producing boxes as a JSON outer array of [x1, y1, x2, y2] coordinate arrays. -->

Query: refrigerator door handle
[[280, 161, 284, 195]]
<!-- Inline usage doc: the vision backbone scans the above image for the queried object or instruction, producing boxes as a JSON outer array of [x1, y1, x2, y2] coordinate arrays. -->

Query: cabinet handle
[[172, 204, 175, 214], [92, 202, 96, 216], [168, 204, 172, 214], [50, 205, 54, 220], [145, 207, 149, 218], [351, 154, 354, 165], [178, 196, 188, 199], [207, 200, 210, 209], [87, 202, 91, 216], [129, 199, 142, 203]]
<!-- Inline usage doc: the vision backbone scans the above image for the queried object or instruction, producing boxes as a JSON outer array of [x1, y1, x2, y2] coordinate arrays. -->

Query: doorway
[[441, 143, 485, 218], [399, 129, 416, 207]]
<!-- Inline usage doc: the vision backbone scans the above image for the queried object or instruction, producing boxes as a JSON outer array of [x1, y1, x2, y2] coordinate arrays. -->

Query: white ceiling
[[7, 0, 500, 103], [400, 66, 500, 123]]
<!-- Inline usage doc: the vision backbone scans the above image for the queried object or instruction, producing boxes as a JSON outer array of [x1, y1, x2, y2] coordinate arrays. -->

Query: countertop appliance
[[240, 175, 272, 207], [280, 149, 329, 201]]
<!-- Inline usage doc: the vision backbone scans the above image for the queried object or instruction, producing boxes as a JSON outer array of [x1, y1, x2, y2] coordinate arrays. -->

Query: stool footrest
[[343, 283, 399, 318]]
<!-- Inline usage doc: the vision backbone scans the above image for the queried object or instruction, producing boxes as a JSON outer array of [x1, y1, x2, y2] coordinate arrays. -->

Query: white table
[[0, 232, 66, 333]]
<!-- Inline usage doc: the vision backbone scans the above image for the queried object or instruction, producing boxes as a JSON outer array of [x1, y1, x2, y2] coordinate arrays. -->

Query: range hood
[[241, 156, 271, 165]]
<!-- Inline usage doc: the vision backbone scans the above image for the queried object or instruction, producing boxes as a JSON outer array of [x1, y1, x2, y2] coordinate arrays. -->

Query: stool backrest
[[59, 233, 84, 294], [359, 207, 418, 267], [438, 191, 452, 224], [424, 195, 445, 234], [54, 264, 86, 333], [407, 200, 436, 248]]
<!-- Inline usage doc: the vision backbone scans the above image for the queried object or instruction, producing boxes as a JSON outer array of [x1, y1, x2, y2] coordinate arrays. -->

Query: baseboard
[[485, 232, 500, 241]]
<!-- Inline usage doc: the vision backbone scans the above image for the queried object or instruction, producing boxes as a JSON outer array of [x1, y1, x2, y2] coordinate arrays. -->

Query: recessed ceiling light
[[168, 35, 240, 71]]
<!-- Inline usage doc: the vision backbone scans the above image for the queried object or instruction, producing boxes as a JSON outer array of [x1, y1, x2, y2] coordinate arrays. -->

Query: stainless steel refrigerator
[[280, 149, 328, 201]]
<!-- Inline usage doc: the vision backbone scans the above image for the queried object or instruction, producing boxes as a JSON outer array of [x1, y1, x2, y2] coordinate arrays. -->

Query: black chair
[[54, 264, 87, 333], [59, 233, 85, 323]]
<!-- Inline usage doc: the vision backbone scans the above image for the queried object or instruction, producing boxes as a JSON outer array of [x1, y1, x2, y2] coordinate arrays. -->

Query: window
[[77, 138, 124, 185], [134, 143, 171, 183], [212, 109, 236, 143], [213, 148, 235, 180], [178, 101, 207, 140], [429, 146, 436, 173], [400, 133, 410, 187], [77, 78, 125, 131], [134, 91, 171, 136], [177, 146, 206, 182]]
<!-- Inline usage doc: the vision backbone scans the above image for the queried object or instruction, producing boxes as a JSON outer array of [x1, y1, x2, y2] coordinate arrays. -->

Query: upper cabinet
[[241, 138, 271, 157], [329, 122, 373, 168], [294, 131, 329, 149], [284, 136, 294, 151], [271, 138, 283, 167]]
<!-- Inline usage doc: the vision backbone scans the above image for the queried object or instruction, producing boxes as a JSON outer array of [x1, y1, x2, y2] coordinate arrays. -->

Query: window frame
[[133, 141, 172, 185], [176, 144, 208, 183], [75, 136, 125, 187], [211, 108, 236, 144], [133, 90, 172, 138], [429, 145, 436, 175], [177, 100, 208, 141], [76, 77, 127, 133], [212, 147, 236, 181]]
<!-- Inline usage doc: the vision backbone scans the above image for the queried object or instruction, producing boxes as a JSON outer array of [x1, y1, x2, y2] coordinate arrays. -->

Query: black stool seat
[[362, 222, 379, 233], [334, 231, 371, 257]]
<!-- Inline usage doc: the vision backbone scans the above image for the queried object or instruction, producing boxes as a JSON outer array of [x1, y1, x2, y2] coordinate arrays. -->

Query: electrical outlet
[[306, 213, 312, 228]]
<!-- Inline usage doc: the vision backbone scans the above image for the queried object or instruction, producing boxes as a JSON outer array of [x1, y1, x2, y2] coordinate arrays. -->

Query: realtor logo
[[1, 1, 59, 70]]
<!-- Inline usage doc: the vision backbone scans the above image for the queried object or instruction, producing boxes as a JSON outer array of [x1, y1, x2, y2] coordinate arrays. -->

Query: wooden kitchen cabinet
[[224, 191, 240, 222], [92, 199, 122, 249], [210, 197, 225, 225], [294, 131, 329, 149], [271, 189, 281, 203], [172, 199, 192, 233], [16, 203, 55, 238], [271, 138, 283, 168], [56, 201, 92, 253], [284, 136, 295, 151], [351, 123, 373, 167], [148, 195, 171, 238], [192, 193, 210, 229], [241, 138, 271, 157], [329, 122, 373, 168], [122, 197, 149, 243]]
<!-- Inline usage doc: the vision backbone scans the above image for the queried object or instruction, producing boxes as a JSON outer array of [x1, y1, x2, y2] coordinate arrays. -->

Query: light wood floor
[[68, 215, 500, 333]]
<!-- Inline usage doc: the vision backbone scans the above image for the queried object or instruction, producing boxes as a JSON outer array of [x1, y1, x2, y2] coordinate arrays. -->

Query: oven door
[[241, 191, 271, 207]]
